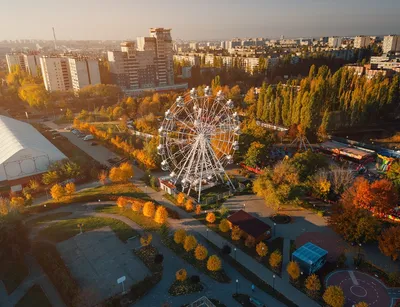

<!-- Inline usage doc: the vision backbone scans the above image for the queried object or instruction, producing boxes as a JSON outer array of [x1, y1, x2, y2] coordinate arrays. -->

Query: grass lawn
[[195, 213, 284, 275], [26, 212, 72, 228], [38, 216, 138, 243], [96, 205, 162, 231], [0, 260, 29, 294], [15, 284, 51, 307]]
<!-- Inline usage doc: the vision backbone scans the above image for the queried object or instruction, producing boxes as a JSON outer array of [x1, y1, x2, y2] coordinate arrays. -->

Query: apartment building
[[383, 35, 400, 54], [173, 54, 201, 66], [354, 36, 371, 49], [328, 37, 343, 48], [40, 57, 71, 92], [68, 57, 101, 91], [6, 53, 40, 76]]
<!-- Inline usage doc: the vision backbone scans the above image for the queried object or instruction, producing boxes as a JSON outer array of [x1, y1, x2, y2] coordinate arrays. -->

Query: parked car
[[90, 142, 98, 146], [83, 135, 94, 141]]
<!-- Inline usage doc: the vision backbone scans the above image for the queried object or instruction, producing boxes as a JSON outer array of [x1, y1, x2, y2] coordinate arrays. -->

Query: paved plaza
[[57, 226, 149, 304]]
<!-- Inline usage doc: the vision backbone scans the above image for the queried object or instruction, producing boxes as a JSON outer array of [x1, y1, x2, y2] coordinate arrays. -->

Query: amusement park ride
[[158, 86, 241, 202]]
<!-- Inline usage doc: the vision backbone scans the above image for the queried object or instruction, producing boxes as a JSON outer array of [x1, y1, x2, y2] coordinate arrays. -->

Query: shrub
[[154, 206, 168, 224], [143, 201, 155, 218], [219, 205, 229, 217], [231, 226, 241, 241], [190, 275, 200, 283], [140, 233, 152, 247], [222, 245, 231, 255], [219, 219, 230, 233], [245, 235, 256, 248], [269, 250, 282, 270], [323, 286, 345, 307], [305, 274, 321, 293], [194, 244, 208, 261], [207, 255, 222, 271], [185, 199, 194, 212], [206, 212, 216, 223], [65, 182, 76, 198], [176, 269, 187, 281], [195, 204, 202, 215], [174, 229, 187, 244], [98, 170, 108, 185], [50, 184, 64, 200], [286, 261, 300, 281], [177, 192, 185, 207], [184, 235, 198, 252], [256, 242, 268, 258], [116, 196, 127, 208], [131, 201, 143, 212]]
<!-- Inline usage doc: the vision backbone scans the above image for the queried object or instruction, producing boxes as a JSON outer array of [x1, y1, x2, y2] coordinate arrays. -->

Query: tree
[[286, 261, 301, 281], [65, 182, 76, 198], [219, 219, 230, 233], [119, 162, 134, 182], [140, 233, 152, 246], [143, 202, 155, 218], [206, 212, 216, 224], [387, 161, 400, 189], [10, 197, 25, 212], [305, 274, 321, 294], [288, 151, 328, 181], [18, 83, 49, 108], [131, 201, 142, 212], [245, 235, 256, 248], [378, 226, 400, 260], [29, 179, 40, 191], [174, 229, 187, 244], [175, 269, 187, 281], [185, 199, 194, 212], [323, 286, 345, 307], [207, 255, 222, 271], [184, 235, 197, 252], [269, 250, 282, 270], [50, 184, 64, 200], [154, 206, 168, 224], [109, 167, 122, 183], [98, 170, 108, 185], [370, 179, 398, 216], [195, 204, 202, 215], [177, 193, 185, 207], [244, 141, 266, 168], [194, 244, 208, 261], [42, 171, 59, 185], [231, 226, 241, 241], [65, 108, 74, 120], [355, 303, 369, 307], [256, 242, 268, 259]]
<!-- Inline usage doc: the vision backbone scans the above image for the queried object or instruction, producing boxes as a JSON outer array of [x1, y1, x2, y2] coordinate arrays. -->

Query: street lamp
[[236, 279, 239, 294], [234, 248, 237, 261], [272, 275, 276, 291], [243, 203, 246, 210], [206, 228, 209, 239], [357, 243, 362, 264], [273, 223, 277, 236]]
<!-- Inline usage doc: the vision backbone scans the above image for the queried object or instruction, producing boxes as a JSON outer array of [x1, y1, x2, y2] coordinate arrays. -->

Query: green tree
[[244, 141, 266, 168], [387, 161, 400, 190]]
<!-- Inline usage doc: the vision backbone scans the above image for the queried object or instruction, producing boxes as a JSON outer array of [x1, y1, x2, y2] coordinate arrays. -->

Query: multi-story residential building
[[40, 56, 72, 92], [6, 53, 40, 76], [173, 54, 200, 66], [189, 42, 198, 50], [354, 36, 371, 49], [328, 37, 343, 48], [371, 54, 400, 70], [68, 57, 101, 91], [226, 39, 242, 50], [382, 35, 400, 54]]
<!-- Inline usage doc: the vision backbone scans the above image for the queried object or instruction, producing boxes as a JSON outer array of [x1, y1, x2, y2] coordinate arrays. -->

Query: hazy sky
[[1, 0, 400, 40]]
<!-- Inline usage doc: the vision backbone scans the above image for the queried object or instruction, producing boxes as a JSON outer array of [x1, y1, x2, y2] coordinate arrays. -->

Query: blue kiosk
[[292, 242, 328, 274]]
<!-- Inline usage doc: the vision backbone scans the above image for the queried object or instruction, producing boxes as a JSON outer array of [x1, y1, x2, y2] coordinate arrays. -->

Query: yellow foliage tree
[[256, 242, 268, 258], [50, 184, 64, 200], [195, 204, 202, 215], [207, 255, 222, 271], [245, 235, 256, 248], [305, 274, 321, 293], [119, 162, 134, 182], [154, 206, 168, 224], [177, 192, 185, 207], [269, 250, 282, 270], [286, 261, 301, 281], [194, 244, 208, 261], [143, 201, 155, 218], [174, 229, 187, 244], [206, 212, 216, 224], [175, 269, 187, 281], [184, 235, 198, 252], [355, 303, 369, 307], [219, 219, 230, 233], [185, 199, 194, 212], [109, 167, 122, 183], [131, 201, 143, 212], [140, 233, 152, 246], [10, 197, 25, 212], [98, 170, 108, 185], [65, 182, 76, 198], [116, 197, 127, 208], [323, 286, 345, 307], [231, 226, 241, 241]]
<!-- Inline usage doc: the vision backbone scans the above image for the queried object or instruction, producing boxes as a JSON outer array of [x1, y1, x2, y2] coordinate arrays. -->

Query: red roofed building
[[227, 210, 272, 242]]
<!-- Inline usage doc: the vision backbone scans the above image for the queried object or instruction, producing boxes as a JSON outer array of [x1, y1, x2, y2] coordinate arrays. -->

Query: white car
[[83, 135, 94, 141]]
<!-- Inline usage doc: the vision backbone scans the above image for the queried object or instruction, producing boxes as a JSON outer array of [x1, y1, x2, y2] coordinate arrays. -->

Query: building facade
[[328, 36, 343, 48], [40, 56, 72, 92], [354, 36, 371, 49], [6, 53, 40, 76], [383, 35, 400, 54], [68, 58, 101, 91]]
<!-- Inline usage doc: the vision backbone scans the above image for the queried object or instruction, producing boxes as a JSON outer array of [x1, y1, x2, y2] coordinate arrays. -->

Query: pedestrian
[[251, 284, 255, 292]]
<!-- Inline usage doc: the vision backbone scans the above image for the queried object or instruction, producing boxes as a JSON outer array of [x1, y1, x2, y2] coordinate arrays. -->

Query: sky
[[1, 0, 400, 40]]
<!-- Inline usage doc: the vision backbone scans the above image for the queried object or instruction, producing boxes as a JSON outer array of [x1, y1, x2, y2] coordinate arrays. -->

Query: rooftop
[[227, 210, 271, 238], [292, 242, 328, 264]]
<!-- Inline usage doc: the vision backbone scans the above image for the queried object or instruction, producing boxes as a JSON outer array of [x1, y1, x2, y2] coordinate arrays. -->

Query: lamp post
[[243, 203, 246, 211], [357, 243, 362, 264], [272, 275, 276, 291], [206, 228, 209, 239], [273, 223, 276, 237], [236, 279, 239, 294], [234, 248, 237, 261]]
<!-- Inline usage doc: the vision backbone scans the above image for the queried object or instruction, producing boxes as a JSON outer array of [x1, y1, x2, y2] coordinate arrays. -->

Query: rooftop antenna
[[52, 27, 57, 50]]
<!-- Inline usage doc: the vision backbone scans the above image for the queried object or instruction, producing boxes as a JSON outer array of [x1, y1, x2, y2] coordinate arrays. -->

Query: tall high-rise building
[[328, 37, 343, 48], [68, 58, 101, 92], [354, 36, 371, 49], [6, 53, 40, 76], [40, 56, 72, 92], [383, 35, 400, 54], [108, 28, 178, 93]]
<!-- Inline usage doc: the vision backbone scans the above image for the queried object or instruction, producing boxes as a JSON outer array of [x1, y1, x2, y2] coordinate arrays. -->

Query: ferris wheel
[[158, 86, 241, 202]]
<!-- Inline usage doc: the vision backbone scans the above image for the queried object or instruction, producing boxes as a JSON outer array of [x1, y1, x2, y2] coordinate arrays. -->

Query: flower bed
[[270, 214, 291, 224], [168, 279, 203, 296]]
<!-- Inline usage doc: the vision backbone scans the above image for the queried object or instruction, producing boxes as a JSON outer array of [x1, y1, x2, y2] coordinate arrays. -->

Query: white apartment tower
[[68, 58, 101, 91], [6, 53, 40, 76], [328, 37, 343, 48], [150, 28, 174, 86], [40, 57, 71, 92], [354, 36, 371, 49], [383, 35, 400, 54]]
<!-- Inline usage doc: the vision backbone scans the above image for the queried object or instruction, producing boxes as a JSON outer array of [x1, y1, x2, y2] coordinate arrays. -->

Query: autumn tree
[[194, 244, 208, 261], [177, 193, 185, 207], [269, 250, 282, 270], [131, 201, 142, 212], [10, 197, 25, 212], [184, 235, 197, 252], [387, 161, 400, 189], [323, 286, 345, 307], [65, 182, 76, 198], [143, 202, 155, 218], [286, 261, 301, 282], [98, 170, 108, 185], [231, 226, 241, 241], [245, 235, 256, 248], [185, 199, 194, 212], [174, 229, 187, 244], [244, 141, 267, 168], [119, 162, 134, 182], [305, 274, 321, 295], [176, 269, 187, 281], [256, 242, 268, 259], [195, 204, 202, 215], [355, 302, 369, 307], [207, 255, 222, 271], [219, 219, 230, 233], [378, 226, 400, 260], [370, 179, 398, 216], [42, 171, 59, 185], [206, 212, 216, 224], [117, 197, 128, 208], [50, 184, 64, 200], [109, 167, 122, 183], [140, 233, 152, 246], [154, 206, 168, 224]]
